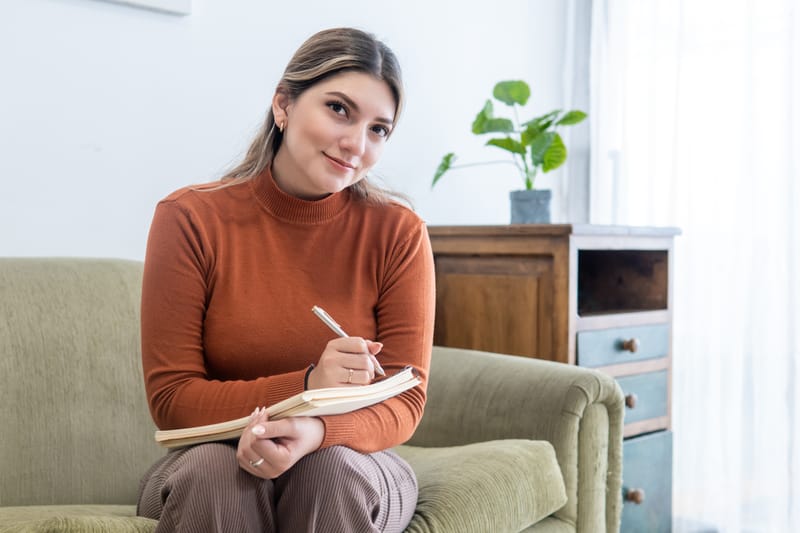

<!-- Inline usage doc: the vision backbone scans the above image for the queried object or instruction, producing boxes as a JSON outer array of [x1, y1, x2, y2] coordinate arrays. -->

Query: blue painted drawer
[[621, 430, 673, 533], [617, 371, 668, 424], [577, 324, 669, 368]]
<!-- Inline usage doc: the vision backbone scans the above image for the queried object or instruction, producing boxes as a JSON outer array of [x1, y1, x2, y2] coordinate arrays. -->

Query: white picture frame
[[99, 0, 191, 15]]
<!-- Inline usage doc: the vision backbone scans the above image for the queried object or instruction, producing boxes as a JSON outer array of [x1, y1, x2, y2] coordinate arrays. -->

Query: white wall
[[0, 0, 569, 260]]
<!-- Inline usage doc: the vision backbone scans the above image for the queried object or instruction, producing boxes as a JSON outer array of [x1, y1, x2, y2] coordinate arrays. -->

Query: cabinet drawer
[[577, 324, 669, 368], [621, 430, 673, 533], [617, 371, 668, 424]]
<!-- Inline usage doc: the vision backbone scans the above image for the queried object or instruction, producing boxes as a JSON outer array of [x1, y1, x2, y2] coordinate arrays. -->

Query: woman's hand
[[307, 337, 383, 389], [237, 408, 325, 479]]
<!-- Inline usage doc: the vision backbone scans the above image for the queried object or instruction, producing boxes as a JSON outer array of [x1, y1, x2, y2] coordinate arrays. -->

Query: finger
[[237, 444, 269, 477], [249, 418, 298, 441], [339, 353, 375, 373], [365, 342, 385, 375], [247, 407, 272, 440], [342, 367, 374, 385], [238, 408, 277, 478], [241, 455, 272, 479], [369, 354, 386, 376], [246, 406, 266, 422], [245, 454, 265, 470], [356, 368, 374, 384], [240, 434, 282, 478], [251, 437, 294, 476], [329, 336, 370, 354]]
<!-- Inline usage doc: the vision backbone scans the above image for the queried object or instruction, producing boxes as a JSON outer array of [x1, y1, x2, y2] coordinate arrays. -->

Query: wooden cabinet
[[428, 224, 679, 533]]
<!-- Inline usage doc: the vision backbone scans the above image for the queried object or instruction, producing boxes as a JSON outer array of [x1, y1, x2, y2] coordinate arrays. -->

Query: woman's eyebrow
[[325, 91, 394, 126]]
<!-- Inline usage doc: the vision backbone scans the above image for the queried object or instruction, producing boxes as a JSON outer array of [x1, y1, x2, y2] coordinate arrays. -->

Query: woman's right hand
[[306, 337, 383, 389]]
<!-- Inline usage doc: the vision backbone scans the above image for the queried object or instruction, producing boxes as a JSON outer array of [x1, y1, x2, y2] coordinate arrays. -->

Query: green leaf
[[556, 110, 587, 126], [432, 152, 455, 188], [542, 133, 567, 172], [472, 100, 513, 134], [529, 132, 555, 167], [486, 137, 526, 155], [493, 80, 530, 106], [523, 110, 561, 132], [521, 123, 543, 147], [481, 118, 514, 133], [471, 100, 492, 134]]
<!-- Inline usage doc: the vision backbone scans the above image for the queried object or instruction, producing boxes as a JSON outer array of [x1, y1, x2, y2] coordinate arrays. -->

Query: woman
[[136, 27, 435, 532]]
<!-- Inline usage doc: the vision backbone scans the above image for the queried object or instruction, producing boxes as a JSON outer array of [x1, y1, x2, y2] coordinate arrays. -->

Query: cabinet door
[[432, 255, 559, 361]]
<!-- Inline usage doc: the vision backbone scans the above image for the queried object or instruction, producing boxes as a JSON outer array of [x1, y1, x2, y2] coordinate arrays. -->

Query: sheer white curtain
[[590, 1, 800, 531]]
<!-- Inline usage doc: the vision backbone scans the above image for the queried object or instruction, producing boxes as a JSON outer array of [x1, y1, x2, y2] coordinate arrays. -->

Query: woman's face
[[271, 71, 397, 200]]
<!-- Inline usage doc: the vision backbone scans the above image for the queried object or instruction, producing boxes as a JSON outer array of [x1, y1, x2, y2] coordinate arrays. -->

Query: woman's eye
[[372, 125, 390, 138], [327, 101, 347, 116]]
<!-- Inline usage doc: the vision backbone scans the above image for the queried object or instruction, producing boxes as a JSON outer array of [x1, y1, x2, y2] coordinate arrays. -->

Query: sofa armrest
[[408, 346, 624, 533]]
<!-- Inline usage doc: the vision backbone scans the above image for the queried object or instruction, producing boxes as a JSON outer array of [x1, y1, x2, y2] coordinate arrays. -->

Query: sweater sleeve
[[317, 220, 436, 452], [141, 199, 307, 430]]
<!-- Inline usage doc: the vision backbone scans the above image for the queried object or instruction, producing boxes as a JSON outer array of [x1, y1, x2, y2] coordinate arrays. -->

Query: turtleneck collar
[[250, 167, 351, 224]]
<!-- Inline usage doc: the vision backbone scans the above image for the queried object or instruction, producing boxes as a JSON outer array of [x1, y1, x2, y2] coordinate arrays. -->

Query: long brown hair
[[221, 27, 408, 206]]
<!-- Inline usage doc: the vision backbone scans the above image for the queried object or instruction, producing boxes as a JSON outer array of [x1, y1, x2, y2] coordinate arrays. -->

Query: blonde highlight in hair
[[220, 28, 408, 206]]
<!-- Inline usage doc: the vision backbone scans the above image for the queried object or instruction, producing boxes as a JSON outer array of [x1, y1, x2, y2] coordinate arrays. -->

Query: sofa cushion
[[0, 442, 566, 533], [395, 439, 567, 533], [0, 440, 567, 533], [0, 259, 164, 507], [0, 505, 156, 533]]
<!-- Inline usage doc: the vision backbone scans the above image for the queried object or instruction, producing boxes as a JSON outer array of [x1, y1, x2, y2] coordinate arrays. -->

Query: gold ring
[[249, 457, 265, 468], [347, 368, 354, 384]]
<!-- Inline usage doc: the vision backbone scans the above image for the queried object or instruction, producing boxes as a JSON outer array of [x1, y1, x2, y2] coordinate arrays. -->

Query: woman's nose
[[340, 125, 367, 156]]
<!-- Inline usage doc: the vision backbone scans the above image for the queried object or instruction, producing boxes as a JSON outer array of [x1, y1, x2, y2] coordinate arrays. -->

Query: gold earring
[[279, 121, 285, 133]]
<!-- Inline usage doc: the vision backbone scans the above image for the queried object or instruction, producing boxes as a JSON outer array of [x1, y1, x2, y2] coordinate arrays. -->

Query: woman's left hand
[[236, 407, 325, 479]]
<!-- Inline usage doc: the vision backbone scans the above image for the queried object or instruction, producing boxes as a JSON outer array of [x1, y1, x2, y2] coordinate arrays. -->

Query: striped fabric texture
[[137, 443, 417, 532]]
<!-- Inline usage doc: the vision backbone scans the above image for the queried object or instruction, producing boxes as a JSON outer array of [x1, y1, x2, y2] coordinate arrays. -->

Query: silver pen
[[311, 306, 386, 376]]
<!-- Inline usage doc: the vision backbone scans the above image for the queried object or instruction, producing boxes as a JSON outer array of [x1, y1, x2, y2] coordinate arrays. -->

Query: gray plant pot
[[509, 189, 552, 223]]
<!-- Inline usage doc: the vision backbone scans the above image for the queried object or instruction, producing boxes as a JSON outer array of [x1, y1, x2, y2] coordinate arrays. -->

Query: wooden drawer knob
[[625, 488, 646, 504], [625, 393, 638, 408], [621, 338, 640, 353]]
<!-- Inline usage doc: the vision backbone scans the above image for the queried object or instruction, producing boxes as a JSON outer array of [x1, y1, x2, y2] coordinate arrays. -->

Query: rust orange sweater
[[140, 170, 435, 452]]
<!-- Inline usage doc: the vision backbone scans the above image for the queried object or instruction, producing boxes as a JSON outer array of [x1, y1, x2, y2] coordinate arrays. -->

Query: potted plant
[[431, 80, 587, 223]]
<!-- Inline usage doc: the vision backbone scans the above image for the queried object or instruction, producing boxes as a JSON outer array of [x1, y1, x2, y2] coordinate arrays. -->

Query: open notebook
[[154, 367, 420, 448]]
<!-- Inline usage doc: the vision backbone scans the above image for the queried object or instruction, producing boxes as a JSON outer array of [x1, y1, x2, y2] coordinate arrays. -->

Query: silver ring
[[249, 457, 265, 468], [347, 368, 354, 384]]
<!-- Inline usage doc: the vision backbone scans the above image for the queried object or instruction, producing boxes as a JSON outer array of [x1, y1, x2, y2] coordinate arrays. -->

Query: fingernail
[[251, 425, 266, 435]]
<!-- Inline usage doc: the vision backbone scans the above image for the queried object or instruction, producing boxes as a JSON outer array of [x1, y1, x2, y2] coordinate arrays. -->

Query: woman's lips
[[324, 153, 356, 171]]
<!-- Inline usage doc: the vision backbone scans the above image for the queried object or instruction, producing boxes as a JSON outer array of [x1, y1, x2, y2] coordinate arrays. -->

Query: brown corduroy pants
[[137, 443, 418, 533]]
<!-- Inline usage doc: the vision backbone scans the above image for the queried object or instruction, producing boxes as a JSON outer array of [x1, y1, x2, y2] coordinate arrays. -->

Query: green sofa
[[0, 258, 624, 532]]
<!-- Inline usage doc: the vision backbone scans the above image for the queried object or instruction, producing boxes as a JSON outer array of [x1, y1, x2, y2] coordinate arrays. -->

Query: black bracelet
[[304, 364, 315, 390]]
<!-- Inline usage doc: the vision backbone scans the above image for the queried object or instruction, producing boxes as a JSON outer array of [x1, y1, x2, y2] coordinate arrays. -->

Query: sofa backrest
[[0, 258, 164, 506]]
